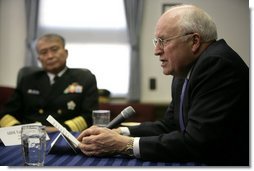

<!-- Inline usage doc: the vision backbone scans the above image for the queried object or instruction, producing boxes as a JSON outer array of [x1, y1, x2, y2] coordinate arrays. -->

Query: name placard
[[0, 123, 50, 146]]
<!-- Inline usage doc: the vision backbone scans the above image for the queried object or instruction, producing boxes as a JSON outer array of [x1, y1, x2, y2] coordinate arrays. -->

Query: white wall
[[0, 0, 26, 87], [0, 0, 250, 104]]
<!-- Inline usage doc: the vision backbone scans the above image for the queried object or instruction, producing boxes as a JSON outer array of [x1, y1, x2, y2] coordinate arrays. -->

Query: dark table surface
[[0, 131, 202, 166]]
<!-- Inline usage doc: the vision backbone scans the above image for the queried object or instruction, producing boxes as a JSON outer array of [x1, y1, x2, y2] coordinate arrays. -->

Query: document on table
[[46, 115, 80, 148], [0, 123, 50, 146]]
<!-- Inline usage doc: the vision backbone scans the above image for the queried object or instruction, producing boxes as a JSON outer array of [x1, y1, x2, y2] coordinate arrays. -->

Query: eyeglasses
[[152, 33, 194, 48]]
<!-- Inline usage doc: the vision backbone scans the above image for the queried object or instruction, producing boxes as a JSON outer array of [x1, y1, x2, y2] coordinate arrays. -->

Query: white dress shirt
[[47, 67, 67, 85]]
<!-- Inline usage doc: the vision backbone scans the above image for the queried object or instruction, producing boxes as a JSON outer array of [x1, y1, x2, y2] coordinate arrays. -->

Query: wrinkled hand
[[45, 126, 58, 133], [77, 126, 130, 156], [112, 127, 121, 134]]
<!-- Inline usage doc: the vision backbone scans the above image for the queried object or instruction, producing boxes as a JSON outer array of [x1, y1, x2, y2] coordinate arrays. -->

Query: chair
[[99, 103, 156, 122], [0, 66, 42, 111], [0, 86, 15, 111], [17, 66, 42, 85], [98, 89, 111, 103]]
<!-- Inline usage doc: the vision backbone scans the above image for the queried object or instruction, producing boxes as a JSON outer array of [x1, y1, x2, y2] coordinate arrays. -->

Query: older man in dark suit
[[77, 4, 248, 166], [0, 34, 99, 132]]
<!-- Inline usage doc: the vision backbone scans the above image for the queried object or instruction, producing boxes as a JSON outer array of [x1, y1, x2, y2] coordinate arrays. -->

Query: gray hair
[[169, 5, 218, 42], [36, 33, 66, 48]]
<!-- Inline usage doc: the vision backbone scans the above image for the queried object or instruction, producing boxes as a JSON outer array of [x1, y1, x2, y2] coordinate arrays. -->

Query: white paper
[[0, 123, 50, 146], [46, 115, 80, 148]]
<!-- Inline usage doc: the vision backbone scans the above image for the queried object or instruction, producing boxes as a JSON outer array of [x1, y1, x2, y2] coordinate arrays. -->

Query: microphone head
[[122, 106, 136, 119]]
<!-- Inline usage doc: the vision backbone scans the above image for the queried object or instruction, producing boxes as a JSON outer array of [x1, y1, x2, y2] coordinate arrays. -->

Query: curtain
[[24, 0, 39, 66], [124, 0, 144, 102]]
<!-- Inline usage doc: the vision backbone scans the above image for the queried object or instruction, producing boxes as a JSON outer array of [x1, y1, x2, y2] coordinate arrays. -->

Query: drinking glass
[[92, 110, 110, 127], [21, 125, 46, 166]]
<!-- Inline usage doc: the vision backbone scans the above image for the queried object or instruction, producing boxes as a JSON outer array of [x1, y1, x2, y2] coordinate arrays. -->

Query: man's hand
[[112, 127, 121, 134], [45, 126, 58, 133], [77, 126, 131, 156]]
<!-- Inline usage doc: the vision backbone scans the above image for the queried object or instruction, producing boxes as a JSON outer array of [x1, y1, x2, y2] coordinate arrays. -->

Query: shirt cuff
[[133, 137, 140, 158], [119, 127, 130, 136]]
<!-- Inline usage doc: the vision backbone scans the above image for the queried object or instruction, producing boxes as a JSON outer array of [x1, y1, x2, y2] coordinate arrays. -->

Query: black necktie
[[53, 75, 59, 84]]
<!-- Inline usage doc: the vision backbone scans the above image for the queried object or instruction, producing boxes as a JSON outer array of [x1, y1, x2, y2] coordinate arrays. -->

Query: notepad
[[46, 115, 80, 148]]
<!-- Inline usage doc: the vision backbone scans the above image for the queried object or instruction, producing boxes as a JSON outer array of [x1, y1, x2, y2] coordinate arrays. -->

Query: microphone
[[106, 106, 136, 129]]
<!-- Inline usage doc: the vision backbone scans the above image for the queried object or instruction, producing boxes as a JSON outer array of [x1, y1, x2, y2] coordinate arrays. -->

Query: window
[[38, 0, 130, 97]]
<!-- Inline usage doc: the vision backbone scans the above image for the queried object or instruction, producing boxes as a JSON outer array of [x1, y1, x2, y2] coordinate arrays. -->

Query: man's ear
[[65, 49, 68, 58], [191, 33, 201, 54]]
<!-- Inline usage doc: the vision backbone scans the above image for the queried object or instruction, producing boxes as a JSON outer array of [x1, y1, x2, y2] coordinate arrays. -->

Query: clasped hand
[[77, 126, 131, 156]]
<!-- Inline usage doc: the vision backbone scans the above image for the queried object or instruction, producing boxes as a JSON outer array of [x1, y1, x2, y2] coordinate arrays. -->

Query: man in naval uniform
[[0, 33, 99, 132]]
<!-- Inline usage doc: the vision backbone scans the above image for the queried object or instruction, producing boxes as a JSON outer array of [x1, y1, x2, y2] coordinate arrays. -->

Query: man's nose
[[154, 45, 163, 56], [46, 50, 54, 58]]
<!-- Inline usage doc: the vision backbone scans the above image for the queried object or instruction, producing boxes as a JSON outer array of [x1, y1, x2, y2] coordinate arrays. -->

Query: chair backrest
[[1, 66, 42, 111], [0, 86, 15, 111], [17, 66, 42, 86], [99, 103, 156, 122]]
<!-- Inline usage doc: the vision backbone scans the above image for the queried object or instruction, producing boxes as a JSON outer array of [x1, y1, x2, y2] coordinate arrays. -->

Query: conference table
[[0, 132, 203, 166]]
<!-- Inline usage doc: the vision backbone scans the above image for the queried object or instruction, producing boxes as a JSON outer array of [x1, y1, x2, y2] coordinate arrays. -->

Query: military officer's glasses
[[153, 33, 194, 48]]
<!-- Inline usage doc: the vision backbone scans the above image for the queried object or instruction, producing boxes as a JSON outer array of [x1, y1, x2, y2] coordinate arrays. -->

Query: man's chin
[[45, 67, 58, 74], [162, 69, 171, 75]]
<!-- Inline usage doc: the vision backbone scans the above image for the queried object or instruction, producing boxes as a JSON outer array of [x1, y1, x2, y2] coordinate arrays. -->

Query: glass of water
[[92, 110, 110, 127], [21, 125, 46, 166]]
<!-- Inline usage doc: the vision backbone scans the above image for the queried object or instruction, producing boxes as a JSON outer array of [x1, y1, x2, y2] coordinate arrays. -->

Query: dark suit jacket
[[129, 39, 249, 166], [0, 68, 99, 131]]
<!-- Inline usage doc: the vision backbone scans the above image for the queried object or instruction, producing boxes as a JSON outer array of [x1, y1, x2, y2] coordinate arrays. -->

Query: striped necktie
[[179, 78, 188, 131]]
